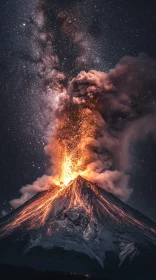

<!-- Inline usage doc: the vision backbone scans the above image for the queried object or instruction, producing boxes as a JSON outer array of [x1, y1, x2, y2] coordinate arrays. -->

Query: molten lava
[[1, 176, 156, 237], [46, 104, 104, 188], [1, 71, 156, 239], [1, 98, 156, 237], [1, 100, 104, 236]]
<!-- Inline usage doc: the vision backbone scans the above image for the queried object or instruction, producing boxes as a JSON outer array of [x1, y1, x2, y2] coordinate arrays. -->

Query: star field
[[0, 0, 156, 220]]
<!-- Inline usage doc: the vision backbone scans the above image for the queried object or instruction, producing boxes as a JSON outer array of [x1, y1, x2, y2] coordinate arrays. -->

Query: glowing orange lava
[[46, 104, 103, 187], [1, 176, 156, 237], [1, 100, 156, 238]]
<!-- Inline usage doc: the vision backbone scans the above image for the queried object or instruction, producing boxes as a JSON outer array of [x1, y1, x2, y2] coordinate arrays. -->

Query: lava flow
[[1, 176, 156, 238], [1, 102, 101, 235], [0, 96, 156, 236], [2, 59, 156, 237]]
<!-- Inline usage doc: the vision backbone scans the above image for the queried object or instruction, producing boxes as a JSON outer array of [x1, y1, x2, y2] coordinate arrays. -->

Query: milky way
[[1, 0, 156, 221]]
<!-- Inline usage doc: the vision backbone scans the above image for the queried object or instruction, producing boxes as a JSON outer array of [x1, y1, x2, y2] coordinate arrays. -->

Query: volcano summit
[[0, 177, 156, 277]]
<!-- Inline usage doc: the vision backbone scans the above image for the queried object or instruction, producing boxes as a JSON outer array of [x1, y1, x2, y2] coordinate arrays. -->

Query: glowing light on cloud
[[2, 0, 156, 236]]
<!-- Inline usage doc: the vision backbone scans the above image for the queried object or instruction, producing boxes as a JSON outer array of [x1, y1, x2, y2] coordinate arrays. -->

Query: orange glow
[[46, 103, 102, 187], [1, 178, 92, 236], [1, 176, 156, 237], [1, 99, 156, 238], [52, 144, 83, 186]]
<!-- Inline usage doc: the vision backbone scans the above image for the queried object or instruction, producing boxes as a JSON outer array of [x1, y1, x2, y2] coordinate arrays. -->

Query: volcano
[[0, 176, 156, 278]]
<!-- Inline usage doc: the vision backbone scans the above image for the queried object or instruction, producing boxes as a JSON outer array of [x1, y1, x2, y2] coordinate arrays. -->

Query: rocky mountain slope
[[0, 176, 156, 277]]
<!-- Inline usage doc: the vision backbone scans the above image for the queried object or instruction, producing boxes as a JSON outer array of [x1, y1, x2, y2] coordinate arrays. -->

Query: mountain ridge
[[1, 176, 156, 227], [0, 176, 156, 277]]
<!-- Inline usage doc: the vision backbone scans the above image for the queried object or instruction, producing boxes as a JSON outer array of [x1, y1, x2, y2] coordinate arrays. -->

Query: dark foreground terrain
[[1, 262, 156, 280]]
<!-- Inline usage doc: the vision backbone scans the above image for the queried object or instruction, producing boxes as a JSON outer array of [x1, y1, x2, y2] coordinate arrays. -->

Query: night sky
[[0, 0, 156, 221]]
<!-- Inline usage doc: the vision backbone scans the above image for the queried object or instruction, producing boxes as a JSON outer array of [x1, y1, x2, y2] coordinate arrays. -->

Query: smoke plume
[[10, 2, 156, 208]]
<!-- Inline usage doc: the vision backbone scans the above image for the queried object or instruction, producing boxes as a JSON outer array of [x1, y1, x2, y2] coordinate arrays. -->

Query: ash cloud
[[29, 0, 103, 138], [10, 1, 156, 208], [65, 55, 156, 199], [11, 54, 156, 208], [10, 175, 51, 209]]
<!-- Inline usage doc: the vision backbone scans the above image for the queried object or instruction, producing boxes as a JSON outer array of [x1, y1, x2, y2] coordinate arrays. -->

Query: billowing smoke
[[11, 175, 51, 209], [44, 55, 156, 199], [10, 2, 156, 208], [30, 0, 103, 138]]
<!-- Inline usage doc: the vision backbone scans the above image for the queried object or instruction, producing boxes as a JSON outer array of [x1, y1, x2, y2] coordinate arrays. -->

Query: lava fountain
[[1, 94, 105, 234], [2, 56, 156, 237]]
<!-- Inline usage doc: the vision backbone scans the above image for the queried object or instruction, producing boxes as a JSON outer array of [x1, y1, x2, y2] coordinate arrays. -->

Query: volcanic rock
[[0, 176, 156, 278]]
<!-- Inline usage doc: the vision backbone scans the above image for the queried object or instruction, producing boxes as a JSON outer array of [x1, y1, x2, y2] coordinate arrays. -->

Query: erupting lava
[[2, 57, 156, 238], [1, 101, 104, 235], [1, 176, 156, 238], [47, 103, 104, 188]]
